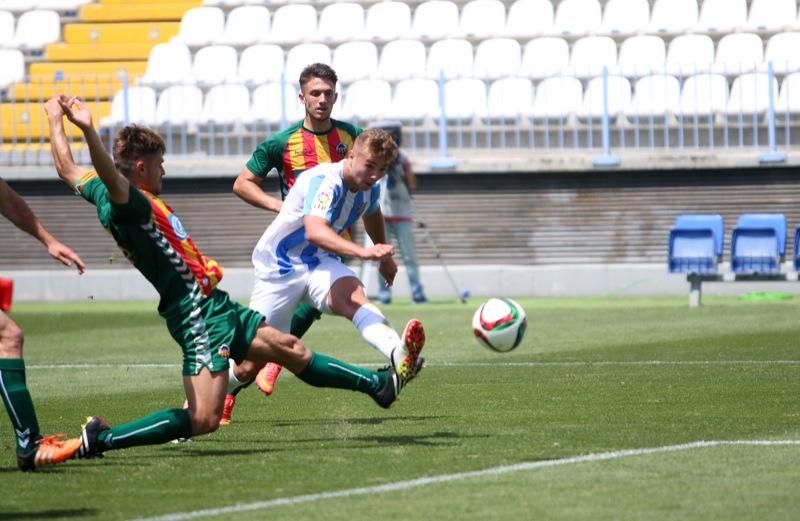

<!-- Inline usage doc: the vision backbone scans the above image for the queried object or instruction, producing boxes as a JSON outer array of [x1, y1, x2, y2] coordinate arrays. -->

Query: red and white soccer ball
[[472, 298, 528, 352]]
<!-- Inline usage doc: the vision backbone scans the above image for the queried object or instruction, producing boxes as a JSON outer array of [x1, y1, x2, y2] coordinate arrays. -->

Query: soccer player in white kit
[[228, 128, 426, 394]]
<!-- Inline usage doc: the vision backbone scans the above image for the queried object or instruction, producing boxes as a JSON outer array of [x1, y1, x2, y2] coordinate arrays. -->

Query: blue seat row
[[668, 213, 792, 275]]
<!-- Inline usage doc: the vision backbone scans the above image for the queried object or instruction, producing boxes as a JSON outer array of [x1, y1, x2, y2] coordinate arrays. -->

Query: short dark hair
[[112, 125, 166, 178], [299, 63, 338, 91]]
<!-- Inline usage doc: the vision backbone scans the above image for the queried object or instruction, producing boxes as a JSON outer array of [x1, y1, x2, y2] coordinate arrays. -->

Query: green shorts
[[162, 289, 264, 376]]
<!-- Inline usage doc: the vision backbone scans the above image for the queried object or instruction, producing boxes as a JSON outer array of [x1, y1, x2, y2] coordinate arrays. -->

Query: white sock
[[227, 359, 246, 394], [352, 303, 403, 363]]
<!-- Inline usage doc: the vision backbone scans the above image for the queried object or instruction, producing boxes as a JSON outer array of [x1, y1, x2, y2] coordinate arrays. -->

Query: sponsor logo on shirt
[[313, 190, 333, 212], [336, 143, 348, 156], [169, 214, 188, 240]]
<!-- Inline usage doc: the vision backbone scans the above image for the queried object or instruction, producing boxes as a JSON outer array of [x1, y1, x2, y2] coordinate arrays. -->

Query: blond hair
[[355, 128, 398, 166]]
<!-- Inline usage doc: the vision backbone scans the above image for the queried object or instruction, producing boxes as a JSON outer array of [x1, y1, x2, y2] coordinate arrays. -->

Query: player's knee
[[190, 411, 222, 436], [0, 319, 23, 357]]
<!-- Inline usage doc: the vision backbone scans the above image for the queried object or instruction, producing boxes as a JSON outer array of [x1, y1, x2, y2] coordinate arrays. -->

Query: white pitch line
[[129, 439, 800, 521], [26, 360, 800, 370]]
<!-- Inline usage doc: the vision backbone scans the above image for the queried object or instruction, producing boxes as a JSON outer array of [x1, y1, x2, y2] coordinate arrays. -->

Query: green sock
[[290, 302, 323, 338], [97, 408, 192, 450], [0, 358, 40, 454], [297, 352, 383, 395]]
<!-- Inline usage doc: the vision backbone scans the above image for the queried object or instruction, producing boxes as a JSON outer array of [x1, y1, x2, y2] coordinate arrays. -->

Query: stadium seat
[[665, 34, 715, 77], [760, 32, 800, 76], [102, 86, 158, 127], [726, 72, 779, 122], [410, 0, 460, 40], [567, 36, 617, 79], [0, 10, 14, 48], [199, 84, 250, 125], [267, 4, 317, 45], [504, 0, 553, 38], [553, 0, 601, 36], [530, 76, 583, 123], [247, 82, 302, 125], [377, 39, 426, 81], [711, 33, 763, 76], [388, 78, 440, 122], [316, 2, 365, 43], [191, 45, 238, 86], [678, 73, 729, 122], [237, 44, 284, 85], [600, 0, 650, 36], [668, 214, 724, 274], [338, 79, 392, 122], [0, 49, 23, 89], [485, 77, 534, 120], [648, 0, 698, 34], [459, 0, 506, 39], [284, 43, 332, 85], [577, 75, 632, 123], [175, 6, 224, 47], [219, 5, 270, 47], [35, 0, 91, 10], [793, 228, 800, 272], [745, 0, 796, 33], [0, 0, 33, 13], [520, 37, 569, 80], [695, 0, 746, 34], [426, 39, 473, 80], [363, 1, 411, 41], [140, 41, 192, 87], [333, 41, 378, 83], [616, 35, 665, 78], [443, 78, 487, 122], [155, 85, 203, 126], [731, 213, 786, 275], [625, 74, 681, 124], [776, 73, 800, 120], [473, 38, 520, 80], [12, 9, 60, 50]]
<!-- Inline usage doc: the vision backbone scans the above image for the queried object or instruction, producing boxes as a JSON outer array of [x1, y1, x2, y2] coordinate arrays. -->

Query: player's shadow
[[267, 415, 449, 428], [0, 509, 97, 519], [291, 430, 486, 448]]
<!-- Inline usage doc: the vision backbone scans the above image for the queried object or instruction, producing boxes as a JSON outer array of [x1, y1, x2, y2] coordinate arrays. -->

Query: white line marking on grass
[[129, 439, 800, 521]]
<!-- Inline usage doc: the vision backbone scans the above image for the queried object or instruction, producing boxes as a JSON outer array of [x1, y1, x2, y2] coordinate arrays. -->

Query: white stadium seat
[[520, 37, 569, 80], [600, 0, 650, 36], [578, 75, 632, 123], [140, 41, 192, 87], [364, 1, 411, 41], [0, 48, 24, 89], [410, 0, 459, 40], [625, 74, 681, 123], [0, 10, 14, 48], [695, 0, 746, 34], [648, 0, 698, 34], [553, 0, 601, 36], [504, 0, 553, 38], [237, 44, 284, 85], [745, 0, 796, 33], [219, 5, 270, 47], [13, 9, 60, 50], [530, 76, 583, 122], [248, 82, 302, 124], [155, 85, 204, 126], [388, 78, 440, 121], [338, 79, 393, 122], [333, 41, 378, 83], [191, 45, 237, 87], [284, 43, 332, 85], [567, 36, 617, 79], [35, 0, 91, 9], [666, 34, 715, 77], [711, 33, 763, 76], [175, 6, 224, 47], [267, 4, 316, 45], [726, 72, 779, 121], [616, 35, 665, 78], [426, 38, 473, 80], [776, 73, 800, 120], [200, 84, 250, 125], [473, 38, 520, 80], [316, 2, 365, 43], [760, 32, 800, 75], [485, 77, 534, 120], [678, 73, 728, 121], [443, 78, 487, 121], [103, 86, 158, 127], [377, 39, 426, 81], [459, 0, 506, 39]]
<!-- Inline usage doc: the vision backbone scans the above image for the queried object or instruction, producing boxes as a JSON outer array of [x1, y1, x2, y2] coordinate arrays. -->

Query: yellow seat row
[[63, 22, 179, 45], [0, 101, 111, 141], [46, 42, 158, 61], [13, 62, 147, 102], [80, 2, 201, 22]]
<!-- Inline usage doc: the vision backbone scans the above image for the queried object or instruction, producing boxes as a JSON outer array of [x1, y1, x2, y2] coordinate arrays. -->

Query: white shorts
[[249, 256, 359, 333]]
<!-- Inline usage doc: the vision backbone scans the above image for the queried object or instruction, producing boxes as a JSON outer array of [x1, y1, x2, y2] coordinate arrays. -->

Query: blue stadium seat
[[668, 214, 724, 274], [731, 213, 786, 274]]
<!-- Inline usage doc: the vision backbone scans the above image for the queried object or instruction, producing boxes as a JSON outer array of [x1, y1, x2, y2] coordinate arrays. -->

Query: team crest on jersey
[[217, 344, 230, 359], [169, 214, 188, 240], [312, 190, 334, 212], [336, 143, 348, 156]]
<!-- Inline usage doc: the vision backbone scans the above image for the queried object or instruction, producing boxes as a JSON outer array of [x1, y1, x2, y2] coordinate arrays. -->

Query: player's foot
[[371, 370, 403, 409], [255, 363, 283, 396], [380, 356, 426, 381], [76, 416, 110, 459], [17, 434, 81, 471], [219, 393, 236, 426], [393, 319, 426, 383]]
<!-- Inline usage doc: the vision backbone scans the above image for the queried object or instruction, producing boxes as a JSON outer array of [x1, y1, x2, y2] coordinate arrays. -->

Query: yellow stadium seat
[[46, 43, 156, 61], [29, 61, 148, 80], [80, 2, 201, 22], [9, 77, 143, 102], [64, 22, 179, 45], [0, 101, 110, 141]]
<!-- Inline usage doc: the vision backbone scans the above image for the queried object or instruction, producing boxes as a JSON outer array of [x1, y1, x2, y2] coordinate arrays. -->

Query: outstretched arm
[[363, 210, 397, 286], [45, 97, 88, 190], [0, 178, 86, 273], [233, 167, 283, 213], [305, 215, 394, 261]]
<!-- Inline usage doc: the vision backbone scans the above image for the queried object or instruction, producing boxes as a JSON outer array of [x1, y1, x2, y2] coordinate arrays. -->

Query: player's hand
[[363, 243, 394, 261], [48, 240, 86, 274], [44, 97, 65, 120], [379, 257, 398, 287], [58, 95, 93, 131]]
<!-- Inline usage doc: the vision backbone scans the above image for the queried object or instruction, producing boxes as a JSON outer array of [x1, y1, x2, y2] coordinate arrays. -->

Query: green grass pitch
[[2, 296, 799, 520]]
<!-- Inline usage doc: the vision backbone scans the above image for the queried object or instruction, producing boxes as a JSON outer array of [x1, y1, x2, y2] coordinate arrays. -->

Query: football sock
[[227, 361, 248, 394], [352, 303, 401, 361], [0, 358, 40, 454], [290, 302, 323, 338], [97, 408, 193, 449], [296, 352, 382, 395], [229, 377, 253, 397]]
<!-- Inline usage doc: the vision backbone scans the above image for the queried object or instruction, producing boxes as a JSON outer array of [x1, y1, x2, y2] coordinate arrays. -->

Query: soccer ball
[[472, 298, 528, 352]]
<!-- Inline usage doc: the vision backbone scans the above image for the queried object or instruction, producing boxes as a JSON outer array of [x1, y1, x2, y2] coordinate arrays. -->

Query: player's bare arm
[[362, 210, 398, 285], [45, 97, 89, 190], [304, 215, 394, 260], [56, 96, 130, 205], [233, 167, 283, 213]]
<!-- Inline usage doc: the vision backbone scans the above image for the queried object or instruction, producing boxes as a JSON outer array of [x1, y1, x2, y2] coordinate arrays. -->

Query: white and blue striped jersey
[[252, 160, 381, 279]]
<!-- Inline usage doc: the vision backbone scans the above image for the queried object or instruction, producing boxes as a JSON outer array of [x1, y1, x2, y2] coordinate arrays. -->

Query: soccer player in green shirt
[[45, 95, 411, 459]]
